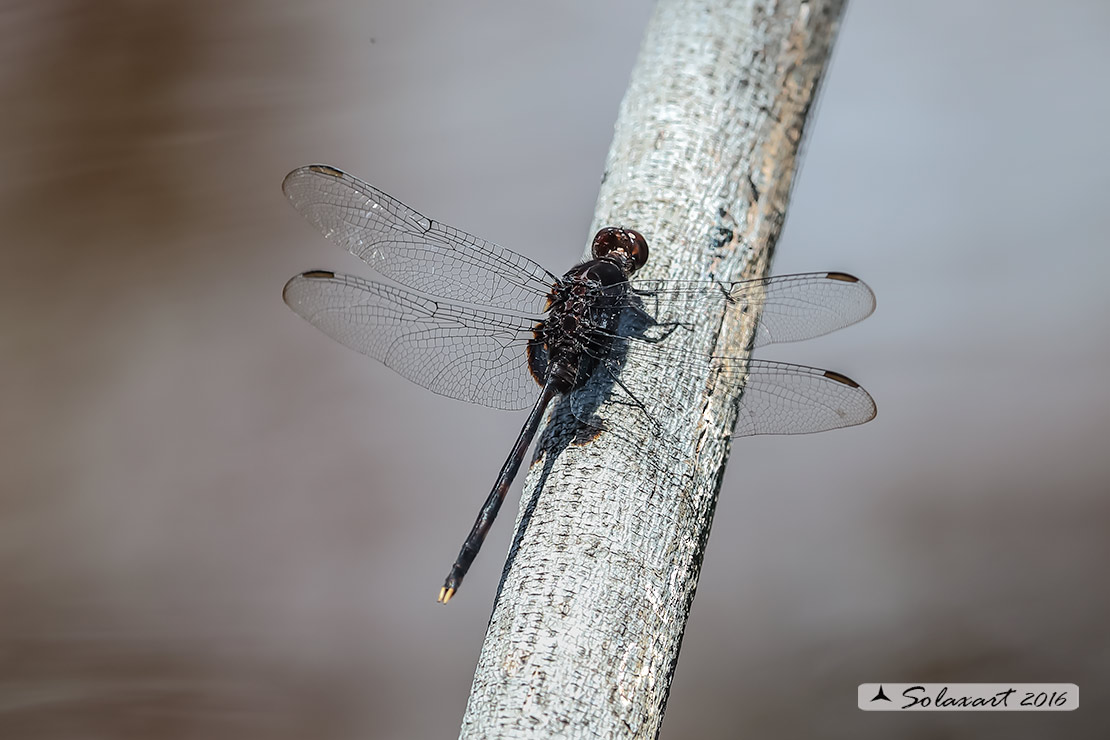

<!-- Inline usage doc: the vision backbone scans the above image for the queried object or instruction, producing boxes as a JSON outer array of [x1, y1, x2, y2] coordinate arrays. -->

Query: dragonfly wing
[[626, 271, 875, 348], [719, 358, 876, 437], [284, 271, 543, 411], [283, 165, 558, 313], [591, 339, 875, 438]]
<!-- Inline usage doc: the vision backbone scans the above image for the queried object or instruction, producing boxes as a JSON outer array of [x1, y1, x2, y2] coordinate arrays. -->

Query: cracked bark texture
[[459, 1, 846, 737]]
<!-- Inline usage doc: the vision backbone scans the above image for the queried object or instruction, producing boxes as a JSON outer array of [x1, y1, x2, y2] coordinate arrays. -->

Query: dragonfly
[[281, 164, 876, 603]]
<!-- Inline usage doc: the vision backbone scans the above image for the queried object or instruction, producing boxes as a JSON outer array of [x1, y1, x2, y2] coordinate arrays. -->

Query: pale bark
[[459, 1, 846, 737]]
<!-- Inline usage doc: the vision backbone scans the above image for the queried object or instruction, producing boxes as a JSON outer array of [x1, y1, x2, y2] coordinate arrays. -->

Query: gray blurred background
[[1, 1, 1107, 738]]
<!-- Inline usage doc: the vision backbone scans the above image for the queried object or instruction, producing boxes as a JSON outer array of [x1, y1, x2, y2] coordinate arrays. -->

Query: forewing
[[283, 165, 558, 312], [283, 271, 542, 411], [627, 272, 875, 348]]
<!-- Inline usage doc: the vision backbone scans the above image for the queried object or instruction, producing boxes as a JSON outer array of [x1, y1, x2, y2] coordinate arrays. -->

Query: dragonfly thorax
[[528, 260, 632, 393]]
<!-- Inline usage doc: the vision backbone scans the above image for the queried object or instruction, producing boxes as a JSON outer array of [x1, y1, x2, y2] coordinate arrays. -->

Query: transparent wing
[[283, 165, 558, 313], [574, 339, 875, 439], [623, 272, 876, 348], [283, 271, 543, 411], [719, 359, 875, 437], [566, 270, 874, 437]]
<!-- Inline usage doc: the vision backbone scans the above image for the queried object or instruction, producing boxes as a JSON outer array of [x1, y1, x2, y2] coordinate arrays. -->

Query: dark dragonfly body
[[442, 228, 649, 603], [529, 228, 647, 394], [281, 164, 877, 604]]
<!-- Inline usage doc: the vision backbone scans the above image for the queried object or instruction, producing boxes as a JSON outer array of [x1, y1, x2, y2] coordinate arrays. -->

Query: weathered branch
[[460, 1, 846, 737]]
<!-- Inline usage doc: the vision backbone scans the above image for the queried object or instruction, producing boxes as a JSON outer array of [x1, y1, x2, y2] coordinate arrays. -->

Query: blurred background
[[1, 0, 1107, 737]]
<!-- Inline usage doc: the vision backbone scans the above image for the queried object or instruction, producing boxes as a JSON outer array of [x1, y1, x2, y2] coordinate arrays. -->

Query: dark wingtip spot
[[823, 370, 860, 388], [284, 271, 334, 303], [826, 272, 859, 283], [307, 164, 344, 178]]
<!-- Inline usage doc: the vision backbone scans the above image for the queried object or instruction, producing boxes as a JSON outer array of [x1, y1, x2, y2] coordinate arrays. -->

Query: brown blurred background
[[1, 1, 1107, 738]]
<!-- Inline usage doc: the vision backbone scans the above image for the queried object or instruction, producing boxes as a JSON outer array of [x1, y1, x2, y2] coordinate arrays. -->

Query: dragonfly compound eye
[[591, 227, 650, 272], [623, 228, 649, 270]]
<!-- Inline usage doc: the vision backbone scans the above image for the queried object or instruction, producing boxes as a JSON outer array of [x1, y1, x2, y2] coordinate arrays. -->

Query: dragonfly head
[[591, 227, 649, 275]]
